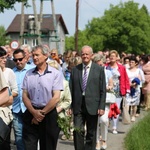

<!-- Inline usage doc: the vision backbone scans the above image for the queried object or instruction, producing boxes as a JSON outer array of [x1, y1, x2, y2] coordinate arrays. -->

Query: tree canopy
[[0, 0, 27, 12], [66, 1, 150, 54], [0, 26, 10, 45]]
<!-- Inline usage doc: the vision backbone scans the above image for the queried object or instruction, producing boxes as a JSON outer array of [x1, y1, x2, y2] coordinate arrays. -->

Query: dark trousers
[[23, 108, 60, 150], [73, 97, 98, 150], [0, 122, 12, 150]]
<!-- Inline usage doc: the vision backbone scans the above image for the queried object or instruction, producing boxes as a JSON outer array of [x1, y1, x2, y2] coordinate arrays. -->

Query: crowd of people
[[0, 44, 149, 150]]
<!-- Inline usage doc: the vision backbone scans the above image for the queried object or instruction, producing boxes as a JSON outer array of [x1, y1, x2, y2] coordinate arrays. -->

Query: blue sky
[[0, 0, 150, 36]]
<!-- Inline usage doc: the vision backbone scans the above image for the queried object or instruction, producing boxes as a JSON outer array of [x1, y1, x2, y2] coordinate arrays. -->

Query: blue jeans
[[13, 111, 24, 150]]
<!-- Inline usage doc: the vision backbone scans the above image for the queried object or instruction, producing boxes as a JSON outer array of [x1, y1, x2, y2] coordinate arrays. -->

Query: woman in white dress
[[126, 56, 141, 122]]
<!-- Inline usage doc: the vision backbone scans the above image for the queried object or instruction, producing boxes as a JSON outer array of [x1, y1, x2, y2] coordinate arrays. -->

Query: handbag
[[106, 91, 116, 103], [0, 117, 10, 143], [0, 107, 13, 125], [122, 97, 131, 124]]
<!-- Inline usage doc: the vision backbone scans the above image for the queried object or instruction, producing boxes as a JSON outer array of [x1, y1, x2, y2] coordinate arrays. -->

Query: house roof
[[6, 14, 69, 35]]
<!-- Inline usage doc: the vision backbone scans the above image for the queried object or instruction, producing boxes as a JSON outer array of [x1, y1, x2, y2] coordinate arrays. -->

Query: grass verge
[[124, 111, 150, 150]]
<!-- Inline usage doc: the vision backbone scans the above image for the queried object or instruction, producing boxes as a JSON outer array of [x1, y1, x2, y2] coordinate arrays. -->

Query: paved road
[[11, 110, 146, 150]]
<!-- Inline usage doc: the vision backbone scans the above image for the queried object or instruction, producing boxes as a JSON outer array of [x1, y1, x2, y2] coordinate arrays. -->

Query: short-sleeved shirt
[[13, 64, 34, 113], [22, 64, 63, 108], [0, 67, 8, 91]]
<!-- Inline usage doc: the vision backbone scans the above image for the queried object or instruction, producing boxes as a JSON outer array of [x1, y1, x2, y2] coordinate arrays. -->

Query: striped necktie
[[82, 66, 88, 91]]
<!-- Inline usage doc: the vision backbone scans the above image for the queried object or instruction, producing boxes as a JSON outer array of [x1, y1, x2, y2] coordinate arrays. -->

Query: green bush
[[124, 112, 150, 150]]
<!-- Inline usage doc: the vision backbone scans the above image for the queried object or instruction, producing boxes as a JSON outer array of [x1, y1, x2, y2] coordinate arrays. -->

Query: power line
[[83, 0, 101, 14]]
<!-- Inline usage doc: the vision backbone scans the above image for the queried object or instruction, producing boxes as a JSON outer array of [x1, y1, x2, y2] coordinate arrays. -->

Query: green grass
[[124, 111, 150, 150]]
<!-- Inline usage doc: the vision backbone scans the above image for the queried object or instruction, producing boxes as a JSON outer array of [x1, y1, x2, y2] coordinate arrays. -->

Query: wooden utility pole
[[75, 0, 79, 52]]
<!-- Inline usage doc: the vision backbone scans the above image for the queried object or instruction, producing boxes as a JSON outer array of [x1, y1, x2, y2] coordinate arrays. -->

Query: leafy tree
[[76, 30, 91, 51], [87, 1, 150, 54], [0, 0, 28, 12], [65, 36, 75, 51], [66, 1, 150, 54], [0, 26, 11, 45], [65, 30, 91, 52]]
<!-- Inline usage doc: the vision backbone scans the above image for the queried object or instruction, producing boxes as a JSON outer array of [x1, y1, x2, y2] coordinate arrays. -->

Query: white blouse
[[3, 68, 18, 94]]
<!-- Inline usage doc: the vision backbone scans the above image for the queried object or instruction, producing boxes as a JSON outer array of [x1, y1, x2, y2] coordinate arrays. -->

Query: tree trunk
[[20, 2, 25, 45]]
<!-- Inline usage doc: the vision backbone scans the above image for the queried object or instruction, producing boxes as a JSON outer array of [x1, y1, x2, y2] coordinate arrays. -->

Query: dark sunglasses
[[13, 57, 24, 62], [51, 53, 56, 56]]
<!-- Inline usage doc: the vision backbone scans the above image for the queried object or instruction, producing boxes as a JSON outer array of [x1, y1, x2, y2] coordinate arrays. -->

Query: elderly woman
[[48, 60, 72, 140], [105, 50, 130, 134], [93, 54, 113, 150]]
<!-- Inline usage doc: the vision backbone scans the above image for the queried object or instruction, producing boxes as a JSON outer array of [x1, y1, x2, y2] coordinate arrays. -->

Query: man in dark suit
[[69, 45, 106, 150]]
